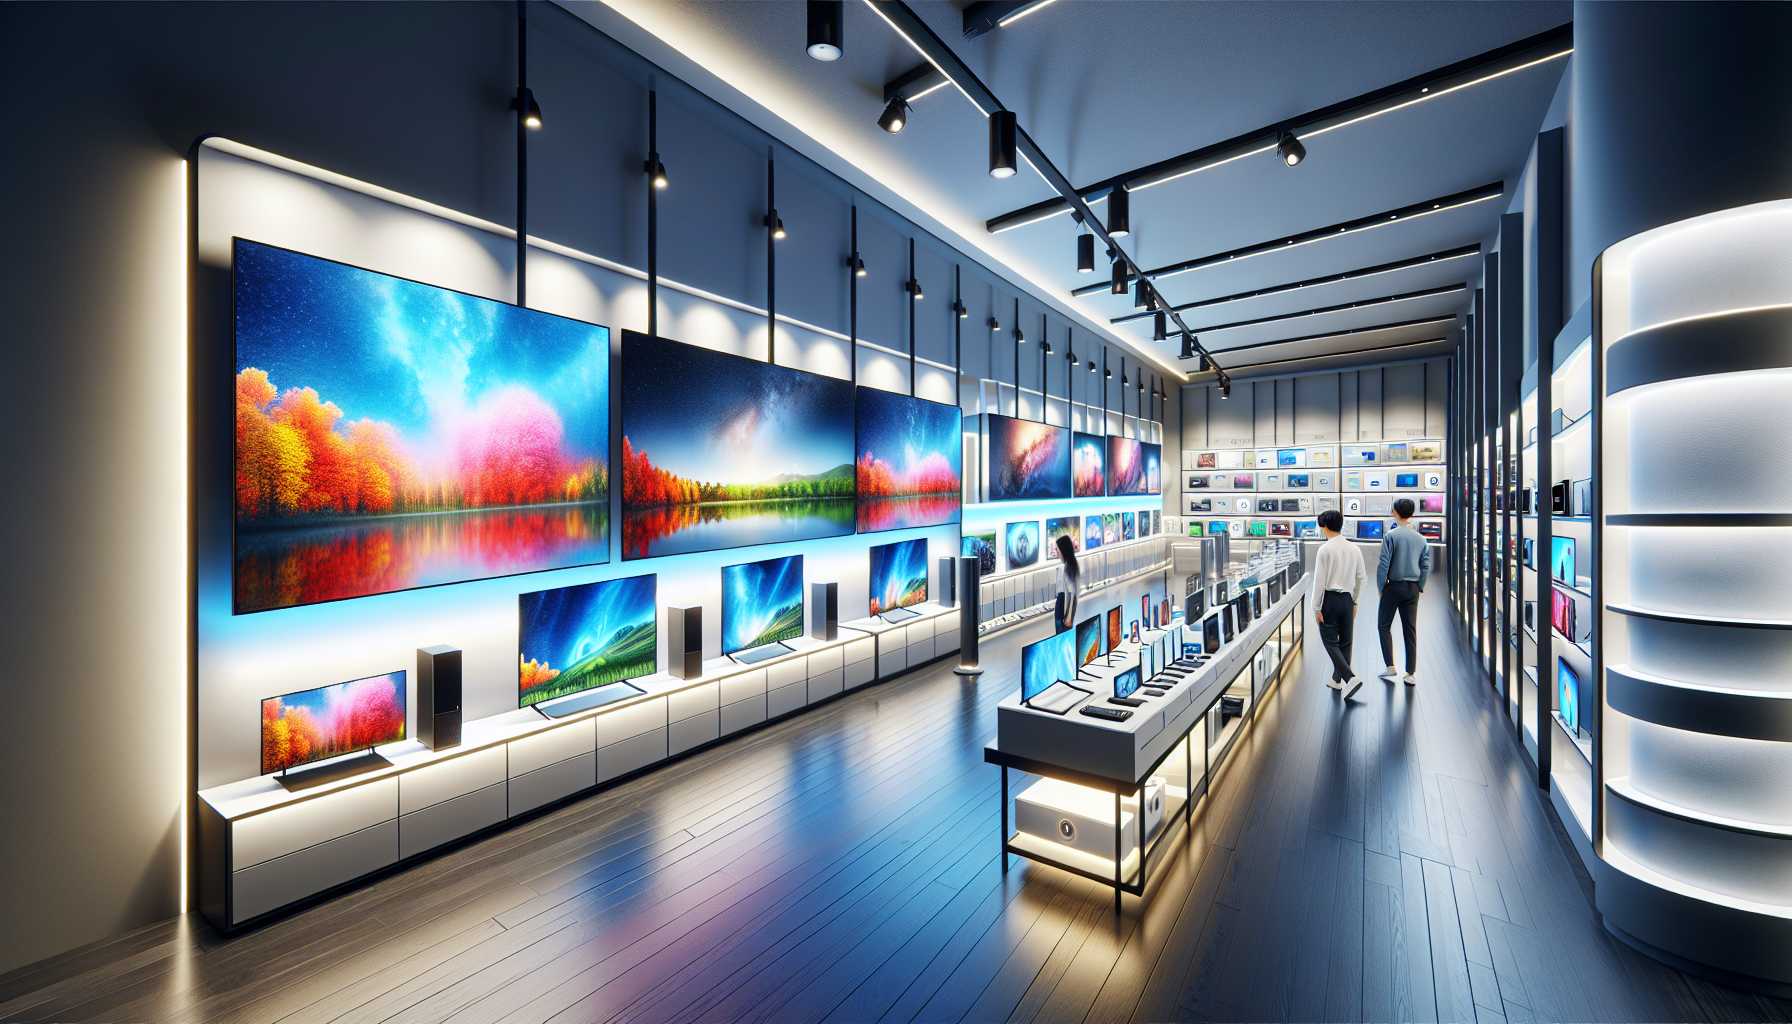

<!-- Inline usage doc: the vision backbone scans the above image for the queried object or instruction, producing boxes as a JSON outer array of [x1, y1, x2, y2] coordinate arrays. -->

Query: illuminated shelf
[[1607, 664, 1792, 741]]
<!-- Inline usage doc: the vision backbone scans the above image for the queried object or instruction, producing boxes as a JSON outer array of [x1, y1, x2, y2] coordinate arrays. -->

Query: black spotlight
[[1199, 349, 1212, 372], [1087, 360, 1097, 373], [988, 110, 1018, 179], [847, 253, 867, 277], [1153, 311, 1167, 342], [806, 0, 843, 61], [1108, 184, 1130, 236], [906, 278, 924, 301], [766, 211, 787, 240], [1277, 129, 1307, 167], [646, 155, 669, 190], [1104, 366, 1112, 379], [515, 87, 544, 130], [878, 97, 909, 134], [988, 316, 1002, 333], [953, 300, 968, 319], [1133, 279, 1149, 310], [1076, 232, 1095, 273], [1014, 322, 1025, 344], [1220, 377, 1232, 399], [1179, 333, 1197, 360], [1110, 258, 1128, 295]]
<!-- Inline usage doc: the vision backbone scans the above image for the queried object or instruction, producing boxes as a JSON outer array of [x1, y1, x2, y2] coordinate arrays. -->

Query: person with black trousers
[[1312, 509, 1366, 701], [1376, 497, 1431, 686]]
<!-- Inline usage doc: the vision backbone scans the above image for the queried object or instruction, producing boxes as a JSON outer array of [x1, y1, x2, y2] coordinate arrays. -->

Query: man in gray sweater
[[1376, 498, 1431, 686]]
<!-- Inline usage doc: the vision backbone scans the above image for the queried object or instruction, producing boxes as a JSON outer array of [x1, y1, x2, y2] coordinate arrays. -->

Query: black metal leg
[[1114, 791, 1123, 914], [1000, 765, 1009, 874], [1184, 733, 1193, 825]]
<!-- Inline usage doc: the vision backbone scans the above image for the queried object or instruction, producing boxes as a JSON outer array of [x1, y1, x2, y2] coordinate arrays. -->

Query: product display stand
[[274, 750, 392, 793]]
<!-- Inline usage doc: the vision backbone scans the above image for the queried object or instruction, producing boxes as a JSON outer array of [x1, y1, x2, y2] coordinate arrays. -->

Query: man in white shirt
[[1312, 509, 1367, 701]]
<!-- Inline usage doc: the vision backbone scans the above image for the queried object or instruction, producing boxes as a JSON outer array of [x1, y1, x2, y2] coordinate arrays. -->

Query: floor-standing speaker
[[416, 645, 462, 751], [810, 581, 838, 641], [938, 556, 957, 608], [667, 606, 702, 678], [953, 555, 982, 676]]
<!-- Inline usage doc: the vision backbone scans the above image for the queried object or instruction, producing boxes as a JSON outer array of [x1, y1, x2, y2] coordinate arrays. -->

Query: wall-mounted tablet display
[[1106, 606, 1124, 651], [1103, 513, 1121, 544], [1343, 446, 1378, 467], [1233, 473, 1256, 489], [1270, 521, 1292, 537], [1143, 442, 1163, 494], [1195, 452, 1218, 469], [1188, 474, 1211, 489], [1122, 512, 1137, 540], [1083, 517, 1104, 550], [962, 531, 996, 575], [1114, 665, 1142, 701], [1208, 520, 1230, 534], [622, 332, 852, 559], [1005, 520, 1040, 568], [1072, 431, 1107, 497], [1021, 628, 1075, 703], [1277, 448, 1303, 467], [1557, 657, 1581, 733], [1410, 441, 1442, 462], [1418, 521, 1442, 541], [1551, 536, 1576, 584], [1202, 612, 1221, 653], [1358, 520, 1385, 540], [1138, 509, 1155, 536], [1076, 616, 1102, 667], [232, 239, 612, 614], [1280, 499, 1301, 513], [1395, 472, 1419, 488], [261, 670, 407, 775], [1257, 498, 1279, 513], [519, 573, 657, 709], [868, 538, 928, 616], [1108, 436, 1147, 495], [722, 553, 804, 656], [1420, 494, 1445, 514], [1296, 519, 1319, 538], [1288, 473, 1310, 488], [986, 414, 1071, 500], [1384, 443, 1410, 463], [853, 387, 963, 533], [1248, 520, 1269, 537], [1046, 516, 1081, 559]]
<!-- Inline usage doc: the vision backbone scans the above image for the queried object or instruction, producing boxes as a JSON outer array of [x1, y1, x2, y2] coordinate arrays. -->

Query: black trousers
[[1378, 579, 1422, 670], [1319, 590, 1356, 682]]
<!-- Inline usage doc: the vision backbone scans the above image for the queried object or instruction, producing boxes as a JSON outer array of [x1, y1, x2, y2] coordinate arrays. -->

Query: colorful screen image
[[1551, 536, 1576, 584], [1188, 474, 1211, 489], [1288, 474, 1310, 488], [1420, 495, 1445, 514], [1418, 521, 1442, 541], [1005, 520, 1041, 568], [722, 554, 804, 655], [621, 332, 853, 559], [1410, 441, 1442, 462], [1277, 449, 1302, 467], [518, 574, 657, 709], [1233, 473, 1255, 489], [1072, 431, 1106, 497], [1143, 443, 1162, 494], [1358, 519, 1385, 540], [232, 239, 611, 615], [1103, 514, 1121, 544], [1021, 629, 1075, 703], [1209, 520, 1230, 535], [854, 387, 962, 533], [868, 538, 928, 616], [986, 415, 1070, 500], [1138, 509, 1155, 536], [962, 531, 996, 575], [1045, 516, 1081, 559], [1114, 666, 1141, 700], [1083, 517, 1104, 550], [1384, 443, 1410, 463], [1122, 512, 1137, 541], [261, 670, 406, 775], [1108, 436, 1147, 495], [1269, 521, 1292, 537], [1551, 587, 1574, 639], [1196, 452, 1217, 469], [1106, 607, 1123, 651], [1248, 520, 1269, 537], [1557, 658, 1582, 733], [1076, 616, 1102, 667], [1295, 519, 1319, 537], [1395, 473, 1420, 488], [1187, 521, 1205, 537]]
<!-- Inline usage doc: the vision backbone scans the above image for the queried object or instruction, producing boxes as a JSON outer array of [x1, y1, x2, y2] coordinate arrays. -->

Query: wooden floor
[[5, 585, 1789, 1024]]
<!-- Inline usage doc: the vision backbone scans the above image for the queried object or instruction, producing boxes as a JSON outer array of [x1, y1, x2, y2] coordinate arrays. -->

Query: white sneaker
[[1403, 673, 1417, 686], [1326, 678, 1344, 690], [1380, 666, 1400, 682], [1342, 676, 1365, 701]]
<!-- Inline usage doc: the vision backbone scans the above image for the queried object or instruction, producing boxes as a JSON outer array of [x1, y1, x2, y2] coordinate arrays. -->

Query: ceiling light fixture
[[1199, 350, 1212, 372], [996, 0, 1061, 28], [953, 299, 968, 319], [1076, 231, 1095, 273], [878, 97, 909, 134], [1087, 360, 1097, 373], [1014, 321, 1025, 344], [1179, 333, 1197, 360], [906, 278, 924, 301], [806, 0, 844, 61], [1107, 184, 1131, 236], [988, 316, 1002, 332], [1153, 311, 1167, 341], [1220, 378, 1232, 399], [645, 155, 669, 190], [1276, 129, 1307, 167], [766, 210, 787, 240], [847, 253, 867, 277], [988, 110, 1018, 179], [514, 87, 544, 131]]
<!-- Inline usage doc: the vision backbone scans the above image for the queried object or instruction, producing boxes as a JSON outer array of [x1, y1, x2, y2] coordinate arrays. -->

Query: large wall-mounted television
[[1072, 431, 1107, 497], [1108, 436, 1147, 496], [621, 332, 854, 559], [261, 670, 406, 776], [232, 239, 611, 614], [985, 415, 1070, 500], [518, 573, 658, 711], [854, 387, 962, 534], [868, 538, 928, 618], [1005, 521, 1041, 568], [1020, 628, 1075, 703], [1551, 586, 1575, 640], [722, 553, 805, 657]]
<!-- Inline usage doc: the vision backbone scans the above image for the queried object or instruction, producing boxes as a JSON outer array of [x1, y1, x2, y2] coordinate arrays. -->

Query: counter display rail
[[984, 576, 1305, 911]]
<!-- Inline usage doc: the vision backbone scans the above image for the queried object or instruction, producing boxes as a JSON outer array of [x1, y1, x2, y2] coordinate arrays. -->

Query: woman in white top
[[1312, 509, 1367, 701]]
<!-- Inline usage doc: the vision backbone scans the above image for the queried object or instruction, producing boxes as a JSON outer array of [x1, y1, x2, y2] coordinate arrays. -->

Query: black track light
[[1108, 184, 1130, 236], [988, 316, 1002, 332], [906, 278, 924, 301], [878, 97, 909, 134], [1276, 129, 1307, 168], [1137, 378, 1145, 394], [1199, 349, 1212, 372], [1041, 340, 1053, 356], [1179, 333, 1197, 360], [1133, 279, 1149, 309], [766, 210, 787, 240], [1110, 258, 1128, 295], [806, 0, 843, 61], [1122, 371, 1129, 388], [1014, 322, 1025, 344], [988, 110, 1018, 179], [514, 87, 544, 130], [1153, 311, 1167, 341], [1087, 360, 1097, 373], [847, 253, 867, 277], [1220, 377, 1232, 399], [1076, 232, 1095, 273], [953, 299, 968, 319], [645, 155, 669, 190], [1104, 366, 1112, 380]]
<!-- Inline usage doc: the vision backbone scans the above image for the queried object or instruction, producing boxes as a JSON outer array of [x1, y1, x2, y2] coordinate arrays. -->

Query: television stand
[[880, 607, 921, 623], [275, 750, 392, 793], [535, 681, 645, 719], [731, 641, 794, 666]]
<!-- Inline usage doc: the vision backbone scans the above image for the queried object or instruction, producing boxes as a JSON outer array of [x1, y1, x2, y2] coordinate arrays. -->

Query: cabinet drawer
[[907, 639, 933, 666], [668, 711, 718, 756], [877, 644, 907, 676], [720, 695, 766, 736], [399, 746, 506, 816], [509, 719, 596, 777], [399, 782, 506, 860], [934, 614, 956, 638], [845, 657, 876, 690], [767, 658, 806, 691], [768, 680, 806, 719], [593, 697, 665, 748], [232, 819, 397, 924], [718, 668, 766, 706], [233, 778, 397, 871], [666, 682, 718, 724], [807, 668, 843, 703], [934, 631, 959, 660], [806, 645, 843, 673], [844, 637, 875, 666], [599, 728, 666, 783], [508, 751, 595, 817]]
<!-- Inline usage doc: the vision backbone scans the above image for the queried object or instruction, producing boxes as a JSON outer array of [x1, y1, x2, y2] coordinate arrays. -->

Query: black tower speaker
[[416, 645, 462, 751], [810, 581, 838, 641], [937, 556, 957, 607], [667, 606, 702, 679]]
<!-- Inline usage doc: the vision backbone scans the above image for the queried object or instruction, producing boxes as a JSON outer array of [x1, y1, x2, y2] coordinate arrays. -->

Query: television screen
[[1209, 520, 1229, 535], [1187, 521, 1205, 537], [1420, 495, 1445, 514], [518, 574, 658, 709], [1384, 443, 1410, 463], [1221, 605, 1235, 642], [1233, 473, 1256, 489], [1114, 665, 1141, 700], [1082, 517, 1104, 550], [1202, 613, 1220, 653], [1108, 436, 1147, 495], [961, 532, 996, 575], [1358, 520, 1385, 540], [868, 538, 928, 616], [1257, 499, 1278, 514], [854, 387, 963, 533], [1248, 520, 1269, 537], [1296, 519, 1318, 537], [1277, 449, 1301, 467], [1106, 606, 1124, 651], [1103, 514, 1121, 544], [1396, 473, 1419, 488], [261, 670, 407, 775], [1139, 509, 1155, 536], [1557, 658, 1581, 733], [1072, 431, 1107, 497], [621, 332, 853, 559], [1045, 516, 1080, 559], [1235, 594, 1252, 629], [1122, 512, 1137, 541], [1188, 588, 1206, 621], [1005, 521, 1041, 568], [1270, 521, 1292, 537], [1251, 588, 1262, 618], [722, 554, 804, 655], [1076, 616, 1102, 667], [1269, 578, 1283, 603], [232, 239, 611, 614], [986, 415, 1070, 500], [1551, 536, 1576, 584], [1551, 587, 1574, 639], [1418, 521, 1442, 541], [1021, 628, 1075, 703], [1143, 443, 1163, 494], [1289, 473, 1310, 488]]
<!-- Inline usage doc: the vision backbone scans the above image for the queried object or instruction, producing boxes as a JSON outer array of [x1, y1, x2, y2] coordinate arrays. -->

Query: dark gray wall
[[0, 0, 1166, 973]]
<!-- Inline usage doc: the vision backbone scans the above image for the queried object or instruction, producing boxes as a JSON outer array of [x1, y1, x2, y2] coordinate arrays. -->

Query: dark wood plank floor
[[5, 585, 1789, 1023]]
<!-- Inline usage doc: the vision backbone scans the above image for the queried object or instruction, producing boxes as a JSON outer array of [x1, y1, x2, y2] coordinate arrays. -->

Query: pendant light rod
[[514, 0, 528, 306], [645, 88, 659, 336], [849, 205, 859, 383], [908, 238, 918, 396], [766, 150, 777, 362]]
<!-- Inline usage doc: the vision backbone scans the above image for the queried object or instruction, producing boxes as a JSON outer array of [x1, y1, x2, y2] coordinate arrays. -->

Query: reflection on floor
[[3, 585, 1789, 1022]]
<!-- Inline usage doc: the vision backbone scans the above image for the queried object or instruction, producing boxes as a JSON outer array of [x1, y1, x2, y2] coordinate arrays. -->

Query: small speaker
[[416, 645, 462, 752], [667, 606, 702, 679], [810, 581, 838, 641], [937, 556, 957, 608]]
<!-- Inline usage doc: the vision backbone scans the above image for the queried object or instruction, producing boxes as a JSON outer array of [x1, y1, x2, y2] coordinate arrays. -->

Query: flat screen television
[[1045, 516, 1081, 559], [986, 414, 1071, 500], [621, 332, 853, 560], [1083, 516, 1104, 550], [518, 573, 658, 711], [1551, 586, 1574, 639], [1106, 606, 1124, 651], [1557, 657, 1581, 734], [1235, 594, 1252, 630], [962, 531, 996, 574], [261, 670, 407, 775], [1233, 473, 1256, 489], [1187, 588, 1206, 622], [1203, 612, 1221, 653], [1107, 436, 1146, 495], [854, 386, 963, 533], [1395, 473, 1419, 488], [1072, 431, 1107, 497], [1420, 494, 1445, 514], [1122, 512, 1137, 540], [231, 239, 612, 614], [1288, 473, 1310, 488], [1020, 628, 1075, 703], [1296, 519, 1319, 538], [722, 553, 804, 657], [1551, 536, 1576, 584], [1005, 520, 1041, 568], [1114, 665, 1142, 700], [1076, 616, 1102, 667], [1143, 442, 1163, 494], [1103, 513, 1121, 545], [1358, 520, 1385, 540], [868, 538, 928, 617], [1277, 449, 1301, 467]]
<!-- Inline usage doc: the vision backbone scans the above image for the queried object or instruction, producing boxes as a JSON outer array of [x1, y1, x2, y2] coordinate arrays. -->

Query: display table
[[984, 578, 1305, 911]]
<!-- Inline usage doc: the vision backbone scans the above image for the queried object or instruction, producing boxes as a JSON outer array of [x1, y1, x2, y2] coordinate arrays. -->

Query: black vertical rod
[[515, 0, 528, 307], [1012, 297, 1020, 418], [908, 238, 917, 397], [1102, 349, 1108, 429], [953, 265, 962, 404], [850, 206, 858, 385], [1038, 322, 1047, 422], [767, 152, 776, 363], [647, 90, 659, 337]]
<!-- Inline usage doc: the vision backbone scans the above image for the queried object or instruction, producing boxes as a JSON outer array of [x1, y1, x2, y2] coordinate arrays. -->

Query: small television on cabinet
[[722, 553, 805, 662], [519, 573, 658, 716], [1114, 665, 1142, 701], [868, 538, 928, 620], [261, 670, 407, 786]]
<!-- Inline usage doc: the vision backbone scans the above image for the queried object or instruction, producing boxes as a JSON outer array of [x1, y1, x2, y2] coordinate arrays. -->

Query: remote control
[[1109, 696, 1144, 708], [1080, 705, 1132, 722], [1143, 687, 1168, 698]]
